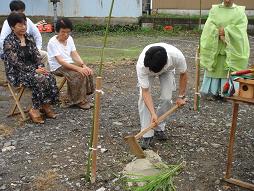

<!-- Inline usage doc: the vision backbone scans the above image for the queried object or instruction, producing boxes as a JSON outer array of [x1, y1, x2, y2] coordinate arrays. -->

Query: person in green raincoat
[[200, 0, 250, 99]]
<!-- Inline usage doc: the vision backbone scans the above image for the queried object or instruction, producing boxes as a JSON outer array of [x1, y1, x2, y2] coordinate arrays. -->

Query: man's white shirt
[[47, 35, 76, 71]]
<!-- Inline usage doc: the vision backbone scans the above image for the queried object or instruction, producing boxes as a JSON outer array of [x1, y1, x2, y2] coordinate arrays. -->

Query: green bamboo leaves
[[127, 162, 185, 191]]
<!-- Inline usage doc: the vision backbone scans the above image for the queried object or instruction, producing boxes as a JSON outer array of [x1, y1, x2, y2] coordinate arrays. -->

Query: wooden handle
[[135, 104, 180, 140], [231, 69, 254, 76]]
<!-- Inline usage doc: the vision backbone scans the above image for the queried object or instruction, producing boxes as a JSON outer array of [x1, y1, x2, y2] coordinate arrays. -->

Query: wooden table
[[224, 96, 254, 190]]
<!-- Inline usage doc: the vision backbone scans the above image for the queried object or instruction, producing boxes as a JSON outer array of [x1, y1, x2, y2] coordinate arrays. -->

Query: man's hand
[[219, 27, 226, 43], [151, 112, 158, 126], [78, 66, 93, 77], [219, 27, 225, 36], [176, 97, 187, 106], [36, 67, 49, 75], [82, 65, 93, 75]]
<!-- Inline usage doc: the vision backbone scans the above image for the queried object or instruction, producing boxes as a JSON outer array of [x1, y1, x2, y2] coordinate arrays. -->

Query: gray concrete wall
[[152, 0, 254, 10], [157, 9, 254, 16]]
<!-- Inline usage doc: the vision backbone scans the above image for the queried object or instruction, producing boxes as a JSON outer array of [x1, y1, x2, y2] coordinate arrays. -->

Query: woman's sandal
[[28, 109, 44, 124], [41, 104, 57, 119], [77, 101, 91, 110]]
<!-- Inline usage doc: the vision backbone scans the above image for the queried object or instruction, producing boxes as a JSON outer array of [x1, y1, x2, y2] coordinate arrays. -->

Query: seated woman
[[47, 17, 94, 109], [3, 12, 59, 124]]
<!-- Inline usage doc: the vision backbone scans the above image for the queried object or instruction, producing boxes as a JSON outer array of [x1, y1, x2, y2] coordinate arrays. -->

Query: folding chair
[[6, 76, 65, 121], [7, 83, 29, 121]]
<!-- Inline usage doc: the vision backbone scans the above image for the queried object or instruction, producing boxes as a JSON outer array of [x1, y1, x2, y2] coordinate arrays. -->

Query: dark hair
[[7, 12, 27, 28], [9, 0, 25, 12], [144, 46, 167, 73], [55, 17, 73, 32]]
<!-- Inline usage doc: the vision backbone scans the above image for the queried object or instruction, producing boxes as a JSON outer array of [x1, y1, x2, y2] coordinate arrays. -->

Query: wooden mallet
[[124, 104, 180, 158]]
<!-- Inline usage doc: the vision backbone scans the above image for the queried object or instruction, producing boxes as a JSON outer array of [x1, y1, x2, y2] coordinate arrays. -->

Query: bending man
[[136, 43, 187, 149]]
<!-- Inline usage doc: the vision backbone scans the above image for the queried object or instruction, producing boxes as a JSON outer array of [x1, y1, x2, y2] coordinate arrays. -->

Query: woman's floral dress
[[3, 32, 59, 109]]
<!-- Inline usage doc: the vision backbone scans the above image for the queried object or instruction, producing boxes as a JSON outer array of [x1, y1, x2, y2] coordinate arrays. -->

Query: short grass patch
[[0, 124, 13, 137], [42, 30, 199, 64], [32, 170, 59, 191]]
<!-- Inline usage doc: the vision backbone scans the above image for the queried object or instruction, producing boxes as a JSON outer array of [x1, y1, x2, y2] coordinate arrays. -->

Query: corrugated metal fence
[[0, 0, 142, 17]]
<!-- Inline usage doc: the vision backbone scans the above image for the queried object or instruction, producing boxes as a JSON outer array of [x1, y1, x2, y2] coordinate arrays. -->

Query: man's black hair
[[9, 0, 25, 12], [55, 17, 73, 32], [144, 46, 167, 73], [7, 12, 26, 28]]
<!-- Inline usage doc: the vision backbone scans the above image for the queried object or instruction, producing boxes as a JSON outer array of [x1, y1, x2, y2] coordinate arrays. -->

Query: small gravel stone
[[52, 155, 57, 159], [0, 185, 6, 190], [3, 141, 11, 147], [2, 146, 15, 152], [211, 143, 221, 148], [96, 187, 106, 191]]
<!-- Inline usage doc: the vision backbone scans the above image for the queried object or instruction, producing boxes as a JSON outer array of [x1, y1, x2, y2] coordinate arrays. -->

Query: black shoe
[[154, 131, 168, 141], [140, 137, 153, 150], [205, 95, 225, 102], [205, 95, 217, 101]]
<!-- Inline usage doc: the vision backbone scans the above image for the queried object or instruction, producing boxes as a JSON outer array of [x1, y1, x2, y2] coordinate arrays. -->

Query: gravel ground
[[0, 36, 253, 191]]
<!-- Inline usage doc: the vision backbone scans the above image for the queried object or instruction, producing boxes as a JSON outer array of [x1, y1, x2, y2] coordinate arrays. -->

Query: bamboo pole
[[85, 0, 115, 183], [98, 0, 115, 77]]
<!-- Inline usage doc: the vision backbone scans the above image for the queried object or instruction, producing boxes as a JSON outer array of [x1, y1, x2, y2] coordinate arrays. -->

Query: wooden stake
[[194, 0, 202, 111], [91, 77, 103, 183], [194, 47, 200, 111], [225, 102, 239, 179]]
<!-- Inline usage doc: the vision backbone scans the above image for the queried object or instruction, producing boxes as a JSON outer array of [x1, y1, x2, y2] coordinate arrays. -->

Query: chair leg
[[9, 86, 25, 115], [58, 77, 67, 91], [7, 84, 27, 121]]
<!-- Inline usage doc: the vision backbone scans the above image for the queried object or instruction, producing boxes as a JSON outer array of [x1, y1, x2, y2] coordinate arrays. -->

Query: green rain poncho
[[200, 3, 250, 78]]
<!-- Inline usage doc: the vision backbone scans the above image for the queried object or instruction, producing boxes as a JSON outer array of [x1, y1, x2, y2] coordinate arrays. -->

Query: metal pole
[[53, 2, 57, 31], [50, 0, 60, 32]]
